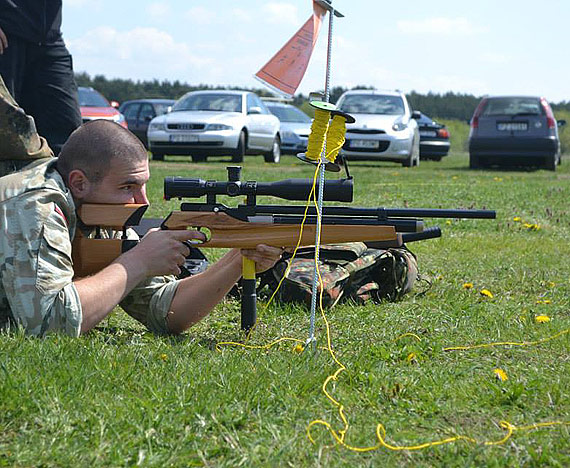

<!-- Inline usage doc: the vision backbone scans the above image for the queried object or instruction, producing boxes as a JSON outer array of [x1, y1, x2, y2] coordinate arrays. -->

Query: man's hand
[[240, 244, 284, 273], [124, 228, 206, 277], [0, 27, 7, 54]]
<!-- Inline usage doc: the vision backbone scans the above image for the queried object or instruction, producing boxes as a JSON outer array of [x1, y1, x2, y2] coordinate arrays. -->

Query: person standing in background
[[0, 0, 82, 156]]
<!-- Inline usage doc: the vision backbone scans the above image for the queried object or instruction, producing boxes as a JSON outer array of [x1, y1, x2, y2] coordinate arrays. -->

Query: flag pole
[[307, 0, 344, 352]]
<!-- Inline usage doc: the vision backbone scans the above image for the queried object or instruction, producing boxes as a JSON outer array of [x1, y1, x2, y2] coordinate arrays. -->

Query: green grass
[[1, 153, 569, 467]]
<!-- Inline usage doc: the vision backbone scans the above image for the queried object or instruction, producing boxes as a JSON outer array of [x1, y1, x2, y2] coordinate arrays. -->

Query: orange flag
[[255, 1, 327, 97]]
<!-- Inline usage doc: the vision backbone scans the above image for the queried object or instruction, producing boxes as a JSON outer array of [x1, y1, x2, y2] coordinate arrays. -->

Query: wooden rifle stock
[[161, 211, 399, 249], [72, 204, 148, 278], [71, 204, 406, 277]]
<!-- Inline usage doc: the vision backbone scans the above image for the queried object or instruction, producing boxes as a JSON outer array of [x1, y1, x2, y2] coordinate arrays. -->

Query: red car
[[78, 86, 127, 128]]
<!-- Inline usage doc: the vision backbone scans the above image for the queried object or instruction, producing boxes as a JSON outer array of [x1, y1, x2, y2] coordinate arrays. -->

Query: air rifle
[[71, 166, 495, 331]]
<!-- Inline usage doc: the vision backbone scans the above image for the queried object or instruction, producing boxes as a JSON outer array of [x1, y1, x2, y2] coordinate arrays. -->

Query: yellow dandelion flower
[[493, 177, 503, 182], [494, 368, 508, 382], [480, 289, 494, 298], [535, 315, 551, 323], [446, 220, 452, 225], [160, 353, 168, 361], [406, 352, 417, 363], [524, 223, 540, 231], [452, 176, 458, 180], [513, 216, 521, 222], [546, 281, 555, 288], [463, 282, 474, 289], [293, 344, 304, 354]]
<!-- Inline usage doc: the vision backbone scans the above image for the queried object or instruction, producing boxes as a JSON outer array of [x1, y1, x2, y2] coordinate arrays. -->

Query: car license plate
[[420, 130, 437, 137], [170, 134, 199, 143], [497, 122, 528, 131], [350, 139, 379, 149]]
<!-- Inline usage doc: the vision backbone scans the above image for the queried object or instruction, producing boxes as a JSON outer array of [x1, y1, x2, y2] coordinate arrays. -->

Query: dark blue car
[[468, 95, 566, 170], [119, 99, 175, 148]]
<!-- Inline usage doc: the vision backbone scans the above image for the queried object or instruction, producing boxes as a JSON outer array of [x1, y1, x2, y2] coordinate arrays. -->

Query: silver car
[[265, 102, 312, 154], [147, 90, 281, 163], [336, 89, 420, 167]]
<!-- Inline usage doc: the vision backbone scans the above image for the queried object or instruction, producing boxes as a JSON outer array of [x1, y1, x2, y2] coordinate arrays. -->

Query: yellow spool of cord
[[305, 108, 331, 161], [325, 115, 348, 163]]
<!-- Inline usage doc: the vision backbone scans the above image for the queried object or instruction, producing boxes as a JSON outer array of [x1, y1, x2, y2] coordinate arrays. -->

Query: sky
[[62, 0, 570, 103]]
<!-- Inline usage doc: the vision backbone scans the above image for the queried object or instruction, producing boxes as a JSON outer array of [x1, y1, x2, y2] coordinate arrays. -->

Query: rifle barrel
[[253, 205, 496, 219]]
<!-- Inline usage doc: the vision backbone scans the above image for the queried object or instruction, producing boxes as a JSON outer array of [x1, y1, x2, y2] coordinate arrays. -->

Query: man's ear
[[67, 169, 92, 200]]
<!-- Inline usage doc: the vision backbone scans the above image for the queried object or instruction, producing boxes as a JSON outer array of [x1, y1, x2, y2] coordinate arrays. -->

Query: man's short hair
[[57, 120, 146, 183]]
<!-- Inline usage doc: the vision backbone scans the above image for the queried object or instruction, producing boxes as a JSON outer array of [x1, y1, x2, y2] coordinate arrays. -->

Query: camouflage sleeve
[[1, 196, 82, 336], [119, 275, 180, 335]]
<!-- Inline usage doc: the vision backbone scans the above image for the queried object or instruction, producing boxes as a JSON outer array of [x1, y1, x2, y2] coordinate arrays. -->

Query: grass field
[[1, 152, 569, 467]]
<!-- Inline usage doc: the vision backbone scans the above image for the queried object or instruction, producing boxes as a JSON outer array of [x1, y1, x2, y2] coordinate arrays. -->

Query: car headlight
[[206, 123, 232, 131], [149, 121, 166, 131], [392, 121, 408, 132]]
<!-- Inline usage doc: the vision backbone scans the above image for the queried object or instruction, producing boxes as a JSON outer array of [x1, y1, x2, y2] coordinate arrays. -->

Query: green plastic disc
[[310, 100, 337, 111]]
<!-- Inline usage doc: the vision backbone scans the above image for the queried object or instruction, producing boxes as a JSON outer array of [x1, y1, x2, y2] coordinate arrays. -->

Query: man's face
[[81, 157, 150, 205]]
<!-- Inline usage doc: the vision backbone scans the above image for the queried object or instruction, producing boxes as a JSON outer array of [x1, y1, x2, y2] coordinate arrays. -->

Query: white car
[[336, 89, 421, 167], [147, 90, 281, 163]]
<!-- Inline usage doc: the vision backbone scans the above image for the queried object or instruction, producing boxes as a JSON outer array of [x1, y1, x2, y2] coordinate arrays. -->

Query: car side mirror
[[110, 100, 120, 109], [166, 106, 172, 113], [557, 119, 566, 128], [411, 110, 421, 120], [144, 115, 153, 122], [248, 106, 262, 115]]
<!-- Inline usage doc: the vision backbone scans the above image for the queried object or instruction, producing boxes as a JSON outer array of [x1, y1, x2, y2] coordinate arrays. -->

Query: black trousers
[[0, 36, 82, 155]]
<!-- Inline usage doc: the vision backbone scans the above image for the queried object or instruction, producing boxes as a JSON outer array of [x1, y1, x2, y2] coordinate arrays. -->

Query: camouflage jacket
[[0, 73, 54, 177], [0, 159, 180, 336]]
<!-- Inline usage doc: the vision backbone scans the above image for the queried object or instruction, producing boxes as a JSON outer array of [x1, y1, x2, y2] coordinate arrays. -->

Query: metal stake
[[307, 1, 342, 352]]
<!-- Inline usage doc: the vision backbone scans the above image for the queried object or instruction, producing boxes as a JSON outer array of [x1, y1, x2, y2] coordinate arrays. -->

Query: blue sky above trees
[[63, 0, 569, 102]]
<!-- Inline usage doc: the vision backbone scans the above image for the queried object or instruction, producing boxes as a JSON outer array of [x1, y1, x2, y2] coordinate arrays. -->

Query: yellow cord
[[215, 131, 569, 454], [444, 328, 570, 351], [324, 115, 347, 163], [306, 109, 331, 161]]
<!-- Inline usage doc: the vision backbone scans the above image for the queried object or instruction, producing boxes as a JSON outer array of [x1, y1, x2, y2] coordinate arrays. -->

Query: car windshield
[[78, 88, 110, 107], [267, 105, 311, 123], [338, 94, 405, 115], [481, 97, 543, 116], [173, 94, 242, 112]]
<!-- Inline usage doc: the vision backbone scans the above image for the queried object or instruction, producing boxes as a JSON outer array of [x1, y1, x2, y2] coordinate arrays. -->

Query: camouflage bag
[[257, 242, 418, 308], [0, 75, 53, 177]]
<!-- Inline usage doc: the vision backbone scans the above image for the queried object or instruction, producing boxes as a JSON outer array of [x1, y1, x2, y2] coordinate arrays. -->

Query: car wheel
[[469, 153, 480, 169], [151, 152, 164, 161], [413, 138, 420, 166], [232, 131, 246, 163], [264, 136, 281, 163], [402, 138, 419, 167], [192, 155, 207, 162]]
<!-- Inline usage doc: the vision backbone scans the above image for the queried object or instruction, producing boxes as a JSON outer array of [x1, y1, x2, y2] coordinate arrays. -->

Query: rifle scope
[[164, 166, 353, 203]]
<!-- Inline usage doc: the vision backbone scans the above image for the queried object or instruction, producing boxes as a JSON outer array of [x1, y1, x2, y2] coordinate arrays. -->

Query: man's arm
[[75, 229, 203, 334], [166, 245, 282, 334]]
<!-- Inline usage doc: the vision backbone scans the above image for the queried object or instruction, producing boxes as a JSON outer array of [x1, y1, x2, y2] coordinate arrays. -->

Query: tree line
[[76, 72, 570, 122]]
